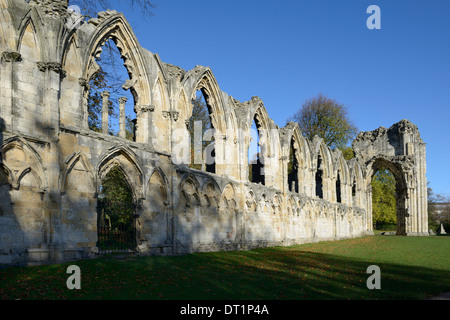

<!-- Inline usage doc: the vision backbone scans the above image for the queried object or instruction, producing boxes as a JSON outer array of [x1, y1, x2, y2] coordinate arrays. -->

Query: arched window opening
[[287, 138, 299, 193], [352, 178, 357, 198], [336, 172, 342, 203], [248, 117, 265, 185], [188, 90, 215, 173], [97, 166, 136, 254], [315, 154, 323, 199], [87, 39, 136, 141], [371, 166, 397, 233]]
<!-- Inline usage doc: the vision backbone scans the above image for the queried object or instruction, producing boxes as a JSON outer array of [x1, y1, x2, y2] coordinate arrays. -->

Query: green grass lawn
[[0, 235, 449, 300]]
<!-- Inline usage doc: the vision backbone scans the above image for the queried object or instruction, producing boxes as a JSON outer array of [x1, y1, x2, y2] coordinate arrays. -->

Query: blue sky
[[108, 0, 450, 196]]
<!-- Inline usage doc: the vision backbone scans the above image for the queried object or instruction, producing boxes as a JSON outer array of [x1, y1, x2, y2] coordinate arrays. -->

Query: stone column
[[101, 91, 110, 134], [35, 61, 65, 256], [119, 97, 127, 139], [78, 78, 90, 129]]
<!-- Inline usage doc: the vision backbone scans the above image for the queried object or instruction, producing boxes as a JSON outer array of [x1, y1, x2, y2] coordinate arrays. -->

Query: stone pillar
[[78, 78, 90, 129], [119, 96, 127, 139], [35, 62, 63, 139], [101, 91, 110, 134], [36, 62, 65, 252]]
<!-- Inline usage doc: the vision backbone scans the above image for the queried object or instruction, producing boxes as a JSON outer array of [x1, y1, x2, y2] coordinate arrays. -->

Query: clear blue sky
[[108, 0, 450, 196]]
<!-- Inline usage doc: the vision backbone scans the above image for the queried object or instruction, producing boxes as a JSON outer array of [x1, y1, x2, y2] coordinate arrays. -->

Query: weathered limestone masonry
[[0, 0, 428, 265]]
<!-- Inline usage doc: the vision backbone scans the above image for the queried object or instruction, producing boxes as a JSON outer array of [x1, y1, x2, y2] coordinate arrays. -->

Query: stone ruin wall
[[0, 0, 428, 265]]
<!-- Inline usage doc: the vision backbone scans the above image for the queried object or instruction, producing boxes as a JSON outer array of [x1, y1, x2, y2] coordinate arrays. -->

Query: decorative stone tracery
[[0, 0, 428, 265]]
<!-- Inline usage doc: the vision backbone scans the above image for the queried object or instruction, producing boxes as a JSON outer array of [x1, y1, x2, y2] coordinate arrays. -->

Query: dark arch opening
[[288, 138, 299, 193], [97, 166, 136, 254], [352, 177, 357, 198], [188, 90, 215, 173], [336, 172, 342, 203], [315, 154, 323, 199], [370, 159, 406, 235], [248, 115, 265, 185]]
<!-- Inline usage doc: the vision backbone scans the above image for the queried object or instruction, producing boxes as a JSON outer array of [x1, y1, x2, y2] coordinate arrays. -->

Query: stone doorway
[[96, 167, 137, 254]]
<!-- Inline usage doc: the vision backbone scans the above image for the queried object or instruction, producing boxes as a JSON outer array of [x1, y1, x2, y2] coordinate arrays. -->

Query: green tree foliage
[[98, 167, 134, 226], [97, 167, 135, 250], [99, 167, 133, 204], [371, 167, 397, 229], [341, 146, 355, 161], [288, 93, 358, 151]]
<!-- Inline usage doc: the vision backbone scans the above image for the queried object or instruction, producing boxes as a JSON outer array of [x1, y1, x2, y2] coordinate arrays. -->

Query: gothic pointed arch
[[202, 178, 221, 208], [83, 12, 152, 111], [1, 136, 46, 191], [348, 158, 364, 208], [176, 88, 189, 121], [310, 137, 333, 200], [201, 177, 221, 194], [332, 150, 350, 204], [97, 145, 144, 201], [17, 17, 42, 62], [364, 156, 409, 235], [60, 151, 95, 194], [244, 98, 278, 186], [245, 188, 257, 210], [152, 73, 169, 112], [182, 66, 227, 133], [148, 167, 170, 203], [179, 173, 201, 208], [0, 0, 17, 51], [223, 182, 236, 196], [310, 138, 333, 177], [283, 122, 312, 194], [250, 102, 274, 157], [151, 73, 172, 151], [60, 34, 86, 127]]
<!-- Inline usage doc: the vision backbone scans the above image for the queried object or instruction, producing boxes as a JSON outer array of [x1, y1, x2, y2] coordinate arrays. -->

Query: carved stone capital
[[118, 97, 128, 104], [37, 61, 66, 77], [163, 111, 179, 121], [136, 105, 155, 113], [1, 51, 22, 63], [78, 78, 91, 92], [37, 62, 48, 72]]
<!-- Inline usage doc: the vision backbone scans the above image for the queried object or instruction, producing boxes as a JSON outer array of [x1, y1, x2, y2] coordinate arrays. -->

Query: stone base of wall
[[0, 230, 375, 266]]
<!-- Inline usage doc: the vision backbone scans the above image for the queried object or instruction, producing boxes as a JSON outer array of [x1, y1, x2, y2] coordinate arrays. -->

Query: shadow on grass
[[1, 244, 449, 300]]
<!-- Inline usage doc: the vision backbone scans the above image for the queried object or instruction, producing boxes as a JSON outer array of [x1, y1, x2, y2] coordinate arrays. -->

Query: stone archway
[[353, 120, 428, 236], [367, 157, 408, 235], [97, 166, 137, 254]]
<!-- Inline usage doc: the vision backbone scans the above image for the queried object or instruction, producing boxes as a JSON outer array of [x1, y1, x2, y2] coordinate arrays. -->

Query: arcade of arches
[[0, 0, 429, 265]]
